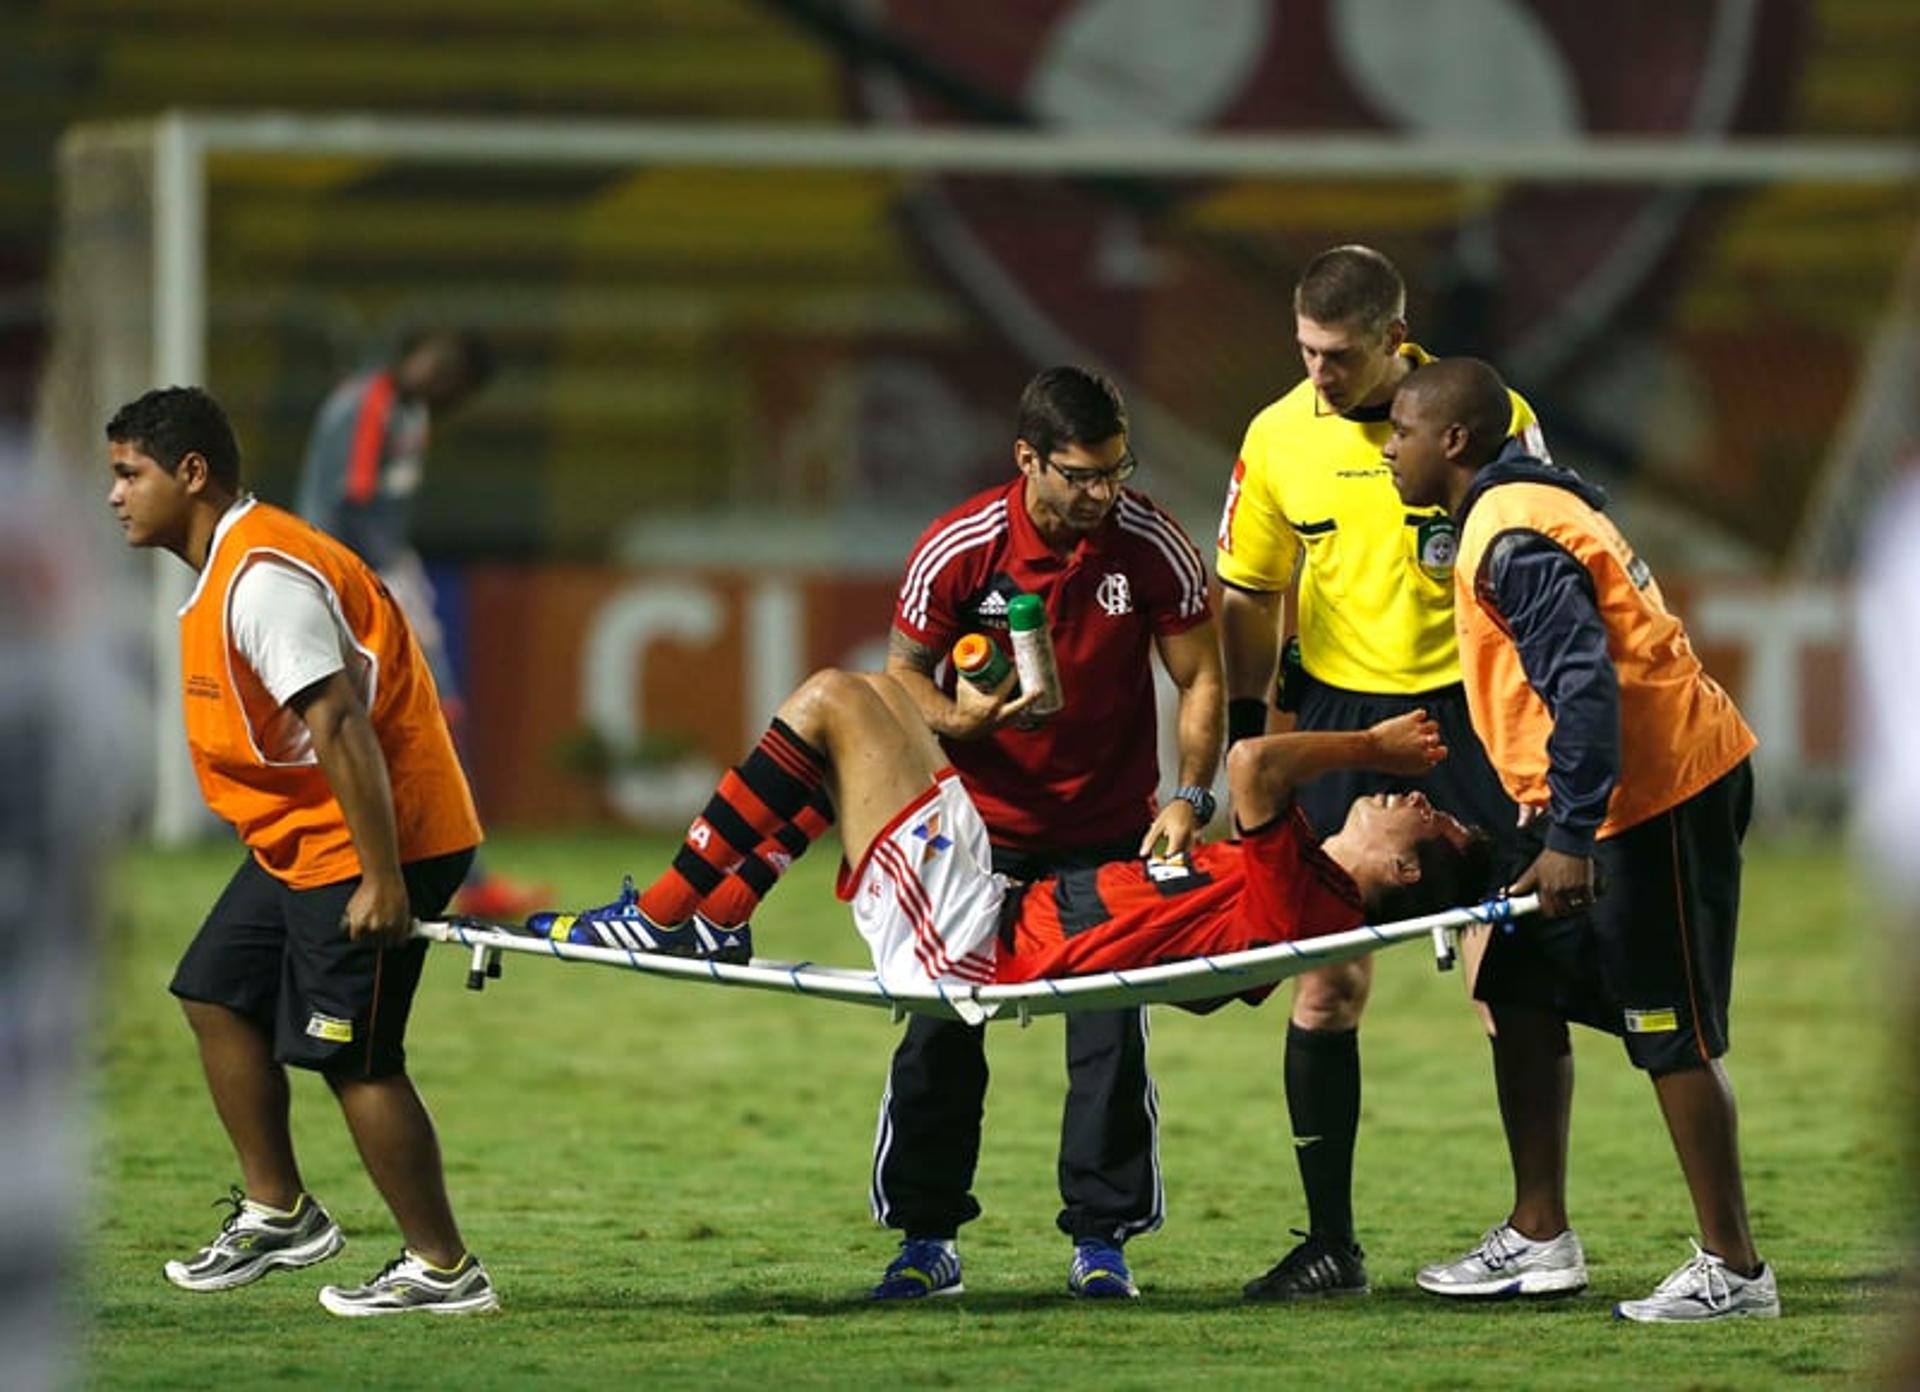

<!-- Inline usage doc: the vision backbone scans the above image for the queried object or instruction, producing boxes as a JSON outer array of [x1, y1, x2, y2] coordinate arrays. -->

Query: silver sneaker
[[1614, 1240, 1779, 1323], [318, 1250, 499, 1317], [1416, 1222, 1588, 1299], [164, 1187, 344, 1292]]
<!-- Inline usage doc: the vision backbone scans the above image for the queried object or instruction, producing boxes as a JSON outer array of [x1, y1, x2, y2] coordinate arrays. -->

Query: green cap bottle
[[952, 633, 1014, 690], [1006, 594, 1064, 716]]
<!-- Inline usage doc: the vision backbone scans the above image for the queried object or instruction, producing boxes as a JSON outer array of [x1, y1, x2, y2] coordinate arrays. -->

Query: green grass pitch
[[87, 832, 1910, 1388]]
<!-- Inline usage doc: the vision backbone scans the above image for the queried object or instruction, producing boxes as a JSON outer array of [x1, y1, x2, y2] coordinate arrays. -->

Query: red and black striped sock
[[699, 788, 835, 927], [639, 719, 826, 924]]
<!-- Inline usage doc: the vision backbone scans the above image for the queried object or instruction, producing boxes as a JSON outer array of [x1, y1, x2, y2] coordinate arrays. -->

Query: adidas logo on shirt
[[970, 589, 1013, 628]]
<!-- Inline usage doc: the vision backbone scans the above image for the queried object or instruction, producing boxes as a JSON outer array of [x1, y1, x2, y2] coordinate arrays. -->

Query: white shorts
[[837, 770, 1003, 993]]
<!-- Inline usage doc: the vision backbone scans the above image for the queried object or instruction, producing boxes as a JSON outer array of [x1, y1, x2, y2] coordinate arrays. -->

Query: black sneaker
[[1243, 1230, 1370, 1302], [163, 1186, 344, 1292]]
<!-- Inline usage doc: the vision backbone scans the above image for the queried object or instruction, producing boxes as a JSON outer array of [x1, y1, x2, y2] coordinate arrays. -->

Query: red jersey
[[1001, 807, 1365, 993], [894, 478, 1211, 850]]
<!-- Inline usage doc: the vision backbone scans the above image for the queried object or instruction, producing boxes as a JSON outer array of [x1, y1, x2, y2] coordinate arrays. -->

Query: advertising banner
[[462, 565, 1848, 829]]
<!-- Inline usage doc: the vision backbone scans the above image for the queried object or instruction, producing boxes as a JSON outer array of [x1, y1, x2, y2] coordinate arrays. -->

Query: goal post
[[40, 111, 1920, 841]]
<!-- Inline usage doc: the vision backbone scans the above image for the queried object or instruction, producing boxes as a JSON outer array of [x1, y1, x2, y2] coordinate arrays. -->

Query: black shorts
[[1293, 671, 1533, 881], [170, 848, 473, 1079], [1474, 760, 1753, 1073]]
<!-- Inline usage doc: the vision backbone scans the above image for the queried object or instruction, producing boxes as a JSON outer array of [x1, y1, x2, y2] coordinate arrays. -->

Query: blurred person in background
[[1851, 465, 1920, 1378], [1388, 357, 1773, 1324], [868, 365, 1223, 1300], [1215, 245, 1546, 1301], [296, 328, 544, 921], [1, 441, 130, 1389], [110, 386, 498, 1317]]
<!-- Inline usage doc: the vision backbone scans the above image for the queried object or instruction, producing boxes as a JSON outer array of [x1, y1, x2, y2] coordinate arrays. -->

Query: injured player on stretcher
[[526, 667, 1495, 1002]]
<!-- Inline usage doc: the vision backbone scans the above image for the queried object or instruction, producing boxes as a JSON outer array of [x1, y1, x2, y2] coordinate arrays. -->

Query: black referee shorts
[[1293, 671, 1531, 880], [1474, 760, 1753, 1073], [170, 848, 473, 1080]]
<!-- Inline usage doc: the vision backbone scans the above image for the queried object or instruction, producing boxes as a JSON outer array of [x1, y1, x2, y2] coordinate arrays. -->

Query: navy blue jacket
[[1455, 441, 1618, 857]]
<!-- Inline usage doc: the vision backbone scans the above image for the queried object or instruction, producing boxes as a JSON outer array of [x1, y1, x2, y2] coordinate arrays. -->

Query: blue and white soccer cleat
[[868, 1238, 964, 1300], [690, 912, 753, 963], [525, 877, 752, 964], [1069, 1239, 1140, 1300]]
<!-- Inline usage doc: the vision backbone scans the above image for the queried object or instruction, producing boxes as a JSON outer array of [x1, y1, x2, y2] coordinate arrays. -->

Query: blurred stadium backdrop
[[9, 0, 1916, 839]]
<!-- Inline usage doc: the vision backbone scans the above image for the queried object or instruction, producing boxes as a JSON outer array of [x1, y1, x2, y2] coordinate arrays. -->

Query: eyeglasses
[[1043, 452, 1138, 490]]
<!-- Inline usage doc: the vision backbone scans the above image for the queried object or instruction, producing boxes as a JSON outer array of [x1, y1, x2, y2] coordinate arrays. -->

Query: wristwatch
[[1173, 784, 1218, 823]]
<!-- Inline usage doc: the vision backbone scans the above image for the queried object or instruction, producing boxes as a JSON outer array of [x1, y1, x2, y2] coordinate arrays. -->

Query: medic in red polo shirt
[[868, 365, 1226, 1303], [894, 460, 1214, 848]]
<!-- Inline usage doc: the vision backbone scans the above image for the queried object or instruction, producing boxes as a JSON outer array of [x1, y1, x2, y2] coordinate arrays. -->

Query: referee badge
[[1415, 516, 1458, 579]]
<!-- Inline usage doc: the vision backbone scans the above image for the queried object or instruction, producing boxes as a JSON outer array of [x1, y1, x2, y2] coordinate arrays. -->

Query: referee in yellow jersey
[[1215, 245, 1546, 1301]]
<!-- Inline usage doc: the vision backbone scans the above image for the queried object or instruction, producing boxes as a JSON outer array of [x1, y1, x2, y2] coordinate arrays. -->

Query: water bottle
[[1006, 593, 1064, 717], [952, 633, 1014, 691]]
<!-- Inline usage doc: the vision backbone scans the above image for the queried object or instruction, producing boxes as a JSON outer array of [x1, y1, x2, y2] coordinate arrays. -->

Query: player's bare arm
[[1232, 711, 1447, 821], [1140, 619, 1226, 856], [885, 626, 1038, 740], [289, 671, 412, 946]]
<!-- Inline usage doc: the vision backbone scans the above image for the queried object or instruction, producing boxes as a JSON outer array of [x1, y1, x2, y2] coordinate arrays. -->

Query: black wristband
[[1227, 697, 1268, 747]]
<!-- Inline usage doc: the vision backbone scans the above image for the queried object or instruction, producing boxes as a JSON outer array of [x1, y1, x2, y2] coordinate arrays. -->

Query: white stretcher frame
[[414, 894, 1539, 1026]]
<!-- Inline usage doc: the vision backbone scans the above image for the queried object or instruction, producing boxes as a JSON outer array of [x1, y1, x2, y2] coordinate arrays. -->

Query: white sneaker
[[1613, 1240, 1780, 1323], [163, 1188, 344, 1292], [1416, 1222, 1588, 1299], [318, 1250, 499, 1317]]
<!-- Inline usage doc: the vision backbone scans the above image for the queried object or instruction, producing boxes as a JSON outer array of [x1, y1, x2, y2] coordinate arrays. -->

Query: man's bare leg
[[1652, 1060, 1760, 1273], [181, 998, 305, 1211], [330, 1072, 467, 1269], [1489, 1005, 1574, 1240], [772, 669, 946, 871]]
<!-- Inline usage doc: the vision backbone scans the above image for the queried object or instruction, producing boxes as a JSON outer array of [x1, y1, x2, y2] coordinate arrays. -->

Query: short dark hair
[[1015, 365, 1128, 461], [105, 386, 241, 490], [1399, 357, 1514, 470], [396, 328, 495, 392], [1368, 827, 1497, 925], [1294, 245, 1406, 338]]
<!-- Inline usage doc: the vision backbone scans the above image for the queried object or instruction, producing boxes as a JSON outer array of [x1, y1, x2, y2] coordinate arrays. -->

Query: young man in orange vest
[[107, 387, 497, 1317], [1384, 357, 1776, 1323]]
